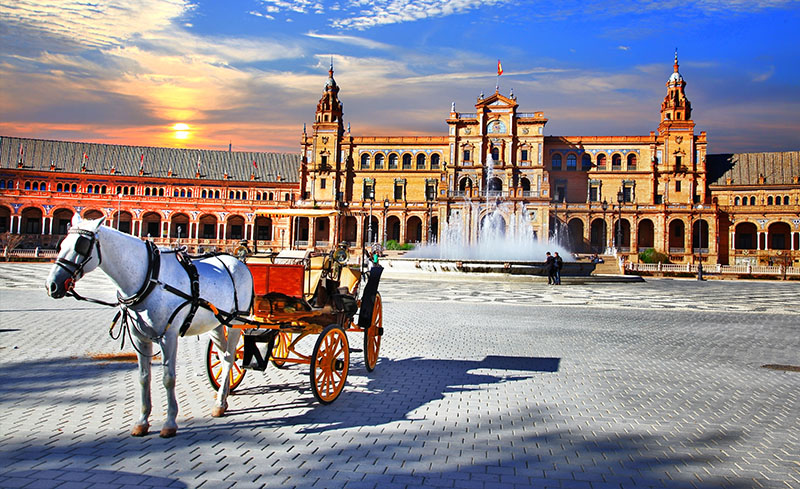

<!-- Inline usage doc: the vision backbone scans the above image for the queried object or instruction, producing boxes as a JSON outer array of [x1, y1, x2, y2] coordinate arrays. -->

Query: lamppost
[[177, 225, 182, 248], [616, 191, 624, 255], [601, 199, 608, 254], [383, 198, 389, 249], [117, 192, 122, 230], [427, 201, 433, 244], [366, 187, 375, 245], [696, 204, 704, 280]]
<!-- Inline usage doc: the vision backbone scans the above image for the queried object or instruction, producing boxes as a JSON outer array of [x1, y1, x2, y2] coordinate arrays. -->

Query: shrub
[[639, 248, 670, 264], [385, 239, 415, 251]]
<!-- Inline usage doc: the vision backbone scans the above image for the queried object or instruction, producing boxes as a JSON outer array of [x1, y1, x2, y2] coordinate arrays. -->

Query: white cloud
[[752, 65, 775, 82], [305, 31, 394, 50], [331, 0, 511, 29]]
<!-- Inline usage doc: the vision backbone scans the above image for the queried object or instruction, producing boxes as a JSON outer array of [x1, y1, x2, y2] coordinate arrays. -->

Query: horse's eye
[[74, 236, 92, 256]]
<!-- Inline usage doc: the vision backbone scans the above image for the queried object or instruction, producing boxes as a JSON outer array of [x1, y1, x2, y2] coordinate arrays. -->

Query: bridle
[[54, 227, 103, 287]]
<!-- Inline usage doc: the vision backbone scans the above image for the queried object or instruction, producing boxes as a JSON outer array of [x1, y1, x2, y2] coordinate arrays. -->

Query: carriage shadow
[[214, 355, 560, 433], [0, 356, 133, 396]]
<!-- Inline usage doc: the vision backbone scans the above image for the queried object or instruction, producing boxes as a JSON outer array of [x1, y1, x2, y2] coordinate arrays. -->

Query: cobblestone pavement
[[1, 263, 799, 489]]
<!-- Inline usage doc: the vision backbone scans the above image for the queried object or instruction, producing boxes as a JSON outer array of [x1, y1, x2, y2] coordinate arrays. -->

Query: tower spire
[[673, 48, 679, 73]]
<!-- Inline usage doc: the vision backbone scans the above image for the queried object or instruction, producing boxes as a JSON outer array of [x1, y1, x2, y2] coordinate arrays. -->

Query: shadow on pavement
[[3, 469, 187, 488]]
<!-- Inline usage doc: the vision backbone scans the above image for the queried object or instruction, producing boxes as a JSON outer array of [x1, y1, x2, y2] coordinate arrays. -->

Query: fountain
[[384, 154, 596, 277]]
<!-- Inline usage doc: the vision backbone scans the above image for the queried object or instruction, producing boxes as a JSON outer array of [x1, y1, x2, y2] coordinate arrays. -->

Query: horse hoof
[[159, 427, 177, 438], [211, 406, 226, 417], [130, 424, 149, 437]]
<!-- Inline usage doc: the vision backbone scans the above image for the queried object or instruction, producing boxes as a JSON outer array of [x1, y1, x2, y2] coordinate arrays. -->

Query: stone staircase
[[591, 256, 623, 275]]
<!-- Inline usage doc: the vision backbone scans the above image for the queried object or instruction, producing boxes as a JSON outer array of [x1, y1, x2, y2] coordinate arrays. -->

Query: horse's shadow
[[212, 355, 560, 433]]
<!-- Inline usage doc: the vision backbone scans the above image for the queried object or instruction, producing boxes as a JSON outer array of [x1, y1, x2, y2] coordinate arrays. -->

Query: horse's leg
[[131, 337, 152, 436], [208, 325, 240, 417], [158, 332, 179, 438]]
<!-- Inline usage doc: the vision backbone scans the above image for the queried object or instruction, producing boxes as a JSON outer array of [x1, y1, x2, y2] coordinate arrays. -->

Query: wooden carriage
[[205, 208, 383, 404]]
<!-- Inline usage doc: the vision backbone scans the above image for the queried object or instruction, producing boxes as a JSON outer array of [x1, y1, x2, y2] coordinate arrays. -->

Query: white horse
[[45, 215, 252, 437]]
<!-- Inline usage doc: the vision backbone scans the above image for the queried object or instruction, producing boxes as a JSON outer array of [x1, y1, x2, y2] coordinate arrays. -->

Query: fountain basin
[[381, 257, 596, 276]]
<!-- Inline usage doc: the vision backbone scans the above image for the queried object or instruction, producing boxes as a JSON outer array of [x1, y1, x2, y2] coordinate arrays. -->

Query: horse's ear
[[91, 217, 105, 230], [71, 213, 82, 227]]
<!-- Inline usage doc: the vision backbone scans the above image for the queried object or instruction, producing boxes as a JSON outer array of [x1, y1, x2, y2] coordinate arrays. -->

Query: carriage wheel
[[205, 330, 246, 392], [364, 292, 383, 372], [271, 332, 292, 369], [310, 324, 349, 404]]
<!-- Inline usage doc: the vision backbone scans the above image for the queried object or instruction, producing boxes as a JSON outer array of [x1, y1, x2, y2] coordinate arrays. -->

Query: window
[[566, 154, 577, 171], [463, 149, 471, 162], [416, 153, 426, 170], [389, 153, 398, 169], [402, 153, 412, 170], [750, 196, 756, 206], [627, 153, 637, 170], [320, 178, 326, 189], [675, 181, 681, 192], [622, 186, 633, 202], [394, 182, 404, 200], [675, 155, 682, 168], [231, 225, 243, 240], [360, 154, 370, 170], [774, 195, 781, 205], [734, 196, 740, 205], [554, 183, 566, 202], [784, 196, 791, 205], [375, 153, 384, 169], [285, 193, 291, 201], [430, 153, 440, 169], [596, 154, 606, 170], [521, 149, 529, 161], [491, 147, 500, 162], [582, 154, 592, 171], [268, 192, 274, 200], [321, 155, 328, 167], [589, 186, 599, 202], [612, 154, 622, 171], [655, 194, 663, 204], [552, 154, 562, 170], [767, 196, 774, 205]]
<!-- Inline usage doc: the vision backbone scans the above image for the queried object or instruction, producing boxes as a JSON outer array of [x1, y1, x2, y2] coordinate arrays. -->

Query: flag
[[18, 143, 23, 164], [497, 60, 503, 76], [139, 153, 144, 171], [253, 160, 258, 169], [197, 154, 201, 172]]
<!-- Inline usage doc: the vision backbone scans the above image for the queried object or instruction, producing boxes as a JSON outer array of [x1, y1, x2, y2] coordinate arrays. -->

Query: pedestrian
[[553, 251, 563, 285], [544, 251, 555, 285]]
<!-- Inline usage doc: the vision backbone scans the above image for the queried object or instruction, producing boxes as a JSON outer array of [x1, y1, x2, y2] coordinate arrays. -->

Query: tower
[[655, 50, 707, 205], [301, 62, 345, 203]]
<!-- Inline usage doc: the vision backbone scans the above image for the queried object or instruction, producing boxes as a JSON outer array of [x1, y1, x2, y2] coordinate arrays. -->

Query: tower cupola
[[660, 49, 692, 124]]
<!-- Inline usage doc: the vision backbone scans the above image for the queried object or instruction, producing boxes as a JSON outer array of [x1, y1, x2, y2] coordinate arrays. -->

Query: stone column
[[757, 232, 763, 250]]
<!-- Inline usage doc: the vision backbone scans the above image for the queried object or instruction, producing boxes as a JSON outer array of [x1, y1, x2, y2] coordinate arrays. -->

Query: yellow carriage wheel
[[205, 330, 246, 392], [364, 293, 383, 372], [310, 324, 349, 404], [271, 332, 292, 369]]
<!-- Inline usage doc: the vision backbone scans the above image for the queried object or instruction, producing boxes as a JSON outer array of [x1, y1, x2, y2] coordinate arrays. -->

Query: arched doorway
[[255, 216, 273, 242], [668, 219, 685, 252], [692, 219, 709, 252], [567, 218, 584, 252], [430, 216, 439, 243], [315, 216, 330, 246], [0, 205, 10, 233], [362, 215, 379, 244], [226, 215, 245, 240], [637, 219, 655, 251], [487, 177, 502, 196], [199, 214, 218, 240], [767, 222, 791, 250], [734, 222, 757, 250], [142, 212, 162, 238], [52, 208, 74, 235], [459, 177, 472, 194], [115, 211, 133, 234], [342, 216, 357, 243], [171, 213, 189, 238], [295, 217, 310, 245], [386, 215, 401, 242], [21, 207, 42, 235], [590, 218, 606, 253], [614, 218, 631, 250], [406, 216, 423, 243], [520, 177, 531, 196]]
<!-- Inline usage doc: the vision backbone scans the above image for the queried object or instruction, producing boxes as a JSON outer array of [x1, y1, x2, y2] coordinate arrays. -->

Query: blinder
[[55, 228, 102, 282]]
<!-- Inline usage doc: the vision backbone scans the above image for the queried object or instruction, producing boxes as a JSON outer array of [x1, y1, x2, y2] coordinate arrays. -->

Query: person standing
[[545, 252, 555, 285], [553, 251, 563, 285]]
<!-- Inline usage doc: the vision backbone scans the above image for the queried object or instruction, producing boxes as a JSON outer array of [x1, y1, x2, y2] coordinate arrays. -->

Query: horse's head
[[46, 215, 105, 298]]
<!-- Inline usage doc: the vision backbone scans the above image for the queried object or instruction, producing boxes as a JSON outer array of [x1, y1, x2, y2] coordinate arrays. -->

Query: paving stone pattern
[[1, 264, 798, 489]]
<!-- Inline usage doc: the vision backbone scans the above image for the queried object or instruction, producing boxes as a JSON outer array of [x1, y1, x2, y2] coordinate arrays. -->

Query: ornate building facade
[[2, 54, 799, 265]]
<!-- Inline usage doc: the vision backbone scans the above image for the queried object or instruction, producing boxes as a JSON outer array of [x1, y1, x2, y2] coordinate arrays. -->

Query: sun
[[172, 123, 191, 140]]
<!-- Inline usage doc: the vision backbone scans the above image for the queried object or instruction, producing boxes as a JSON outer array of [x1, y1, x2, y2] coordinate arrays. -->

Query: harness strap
[[117, 241, 160, 307]]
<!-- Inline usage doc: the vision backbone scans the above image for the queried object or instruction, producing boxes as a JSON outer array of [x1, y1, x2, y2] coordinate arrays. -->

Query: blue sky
[[1, 0, 798, 153]]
